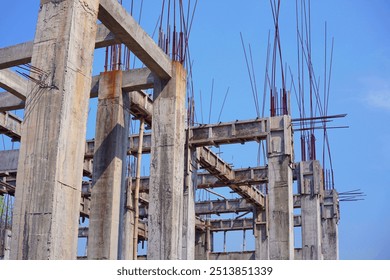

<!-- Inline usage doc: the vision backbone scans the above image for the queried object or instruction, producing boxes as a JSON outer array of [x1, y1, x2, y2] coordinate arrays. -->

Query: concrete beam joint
[[98, 0, 172, 79]]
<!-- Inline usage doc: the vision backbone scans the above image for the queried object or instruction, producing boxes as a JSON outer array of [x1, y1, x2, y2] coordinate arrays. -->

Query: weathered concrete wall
[[10, 0, 99, 259], [148, 61, 186, 259]]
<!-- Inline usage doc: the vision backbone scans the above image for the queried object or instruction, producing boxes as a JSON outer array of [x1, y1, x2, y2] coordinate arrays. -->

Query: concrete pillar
[[148, 62, 186, 259], [182, 147, 196, 259], [120, 178, 135, 259], [11, 0, 99, 259], [267, 116, 294, 260], [195, 229, 207, 260], [254, 206, 269, 259], [1, 229, 11, 260], [88, 70, 130, 260], [322, 190, 339, 259], [298, 160, 323, 260]]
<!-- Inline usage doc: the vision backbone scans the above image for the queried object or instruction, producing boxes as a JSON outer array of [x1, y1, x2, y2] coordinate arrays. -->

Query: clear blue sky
[[1, 1, 389, 260]]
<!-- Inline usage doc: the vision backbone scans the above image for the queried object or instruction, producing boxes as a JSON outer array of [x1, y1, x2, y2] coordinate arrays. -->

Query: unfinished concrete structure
[[0, 0, 340, 260]]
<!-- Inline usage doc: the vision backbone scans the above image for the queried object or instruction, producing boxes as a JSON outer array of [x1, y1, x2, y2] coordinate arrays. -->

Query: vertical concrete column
[[88, 70, 130, 260], [321, 190, 339, 259], [148, 61, 186, 260], [254, 206, 269, 259], [195, 229, 207, 260], [182, 146, 196, 259], [11, 0, 99, 259], [120, 178, 135, 259], [267, 116, 294, 259], [1, 229, 11, 260], [298, 160, 323, 260]]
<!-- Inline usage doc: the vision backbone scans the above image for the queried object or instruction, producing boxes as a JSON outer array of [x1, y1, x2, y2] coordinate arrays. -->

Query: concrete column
[[267, 116, 294, 260], [88, 71, 130, 260], [182, 146, 196, 259], [11, 0, 99, 259], [1, 229, 11, 260], [254, 206, 269, 259], [195, 229, 207, 260], [148, 61, 186, 260], [120, 178, 135, 259], [322, 190, 339, 259], [298, 160, 323, 260]]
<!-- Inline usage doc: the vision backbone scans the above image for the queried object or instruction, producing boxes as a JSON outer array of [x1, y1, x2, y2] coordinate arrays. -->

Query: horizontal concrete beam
[[209, 218, 254, 232], [88, 118, 270, 156], [210, 251, 255, 260], [98, 0, 172, 79], [130, 165, 268, 195], [190, 118, 269, 147], [195, 197, 304, 216], [0, 24, 118, 70], [0, 111, 22, 141], [0, 41, 33, 69], [197, 166, 268, 189], [90, 68, 154, 98], [195, 199, 253, 215], [0, 69, 27, 100], [207, 215, 302, 232], [0, 69, 154, 126], [0, 181, 15, 196], [78, 223, 148, 240], [0, 92, 24, 112], [0, 150, 19, 174]]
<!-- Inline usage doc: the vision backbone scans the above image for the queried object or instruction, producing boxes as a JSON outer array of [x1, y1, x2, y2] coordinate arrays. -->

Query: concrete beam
[[89, 118, 271, 157], [209, 216, 302, 232], [78, 222, 147, 240], [90, 68, 154, 98], [94, 24, 119, 48], [195, 199, 253, 215], [209, 251, 255, 260], [0, 24, 118, 70], [0, 42, 33, 69], [129, 166, 267, 204], [0, 150, 19, 174], [0, 111, 22, 141], [98, 0, 172, 79], [77, 215, 304, 241], [1, 67, 153, 113], [196, 146, 234, 182], [0, 92, 24, 112], [196, 148, 265, 207], [0, 69, 28, 100], [209, 218, 254, 232], [190, 118, 268, 147], [122, 68, 154, 92], [197, 166, 268, 189], [127, 90, 153, 126], [0, 179, 16, 196]]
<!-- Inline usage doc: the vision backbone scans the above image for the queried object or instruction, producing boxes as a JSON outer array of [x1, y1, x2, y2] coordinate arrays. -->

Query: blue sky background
[[1, 1, 390, 260]]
